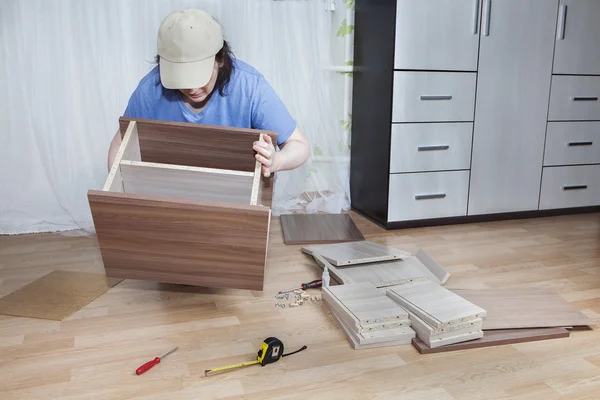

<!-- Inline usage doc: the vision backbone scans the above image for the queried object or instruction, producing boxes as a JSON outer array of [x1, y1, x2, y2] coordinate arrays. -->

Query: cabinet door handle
[[558, 5, 568, 40], [572, 97, 598, 101], [568, 141, 593, 146], [420, 95, 453, 101], [418, 145, 450, 151], [473, 0, 480, 34], [562, 185, 588, 191], [415, 193, 447, 200], [484, 0, 492, 36]]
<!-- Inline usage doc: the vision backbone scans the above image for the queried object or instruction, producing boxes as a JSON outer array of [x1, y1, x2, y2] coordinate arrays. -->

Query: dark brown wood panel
[[258, 175, 274, 208], [118, 117, 278, 172], [281, 214, 365, 245], [87, 190, 271, 291], [412, 328, 570, 354]]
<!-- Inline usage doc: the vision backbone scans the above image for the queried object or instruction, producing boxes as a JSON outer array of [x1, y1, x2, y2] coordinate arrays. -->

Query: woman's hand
[[253, 134, 278, 177]]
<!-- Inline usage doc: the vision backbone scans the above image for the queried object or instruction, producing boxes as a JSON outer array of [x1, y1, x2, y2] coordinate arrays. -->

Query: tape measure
[[204, 337, 307, 376]]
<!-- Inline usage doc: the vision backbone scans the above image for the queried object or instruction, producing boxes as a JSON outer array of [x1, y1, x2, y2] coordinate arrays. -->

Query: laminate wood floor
[[1, 212, 600, 399]]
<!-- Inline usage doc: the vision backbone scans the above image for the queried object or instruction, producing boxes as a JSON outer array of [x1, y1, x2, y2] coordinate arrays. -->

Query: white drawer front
[[388, 171, 469, 221], [539, 165, 600, 209], [548, 76, 600, 121], [390, 123, 473, 173], [392, 72, 477, 122], [544, 122, 600, 166]]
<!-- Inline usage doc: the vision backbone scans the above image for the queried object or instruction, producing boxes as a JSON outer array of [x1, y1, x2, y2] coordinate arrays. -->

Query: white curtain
[[0, 0, 353, 235]]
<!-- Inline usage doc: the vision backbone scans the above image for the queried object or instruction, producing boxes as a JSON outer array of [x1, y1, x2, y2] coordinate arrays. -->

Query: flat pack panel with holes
[[87, 117, 276, 291]]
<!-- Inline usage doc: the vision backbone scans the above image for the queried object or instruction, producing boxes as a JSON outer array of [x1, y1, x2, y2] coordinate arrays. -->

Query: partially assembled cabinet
[[88, 117, 275, 291]]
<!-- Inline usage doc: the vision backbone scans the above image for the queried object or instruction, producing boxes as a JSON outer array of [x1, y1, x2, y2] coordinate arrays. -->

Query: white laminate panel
[[553, 0, 600, 75], [390, 123, 473, 173], [468, 0, 558, 215], [394, 0, 481, 71], [544, 122, 600, 166], [388, 171, 469, 222], [539, 165, 600, 209], [392, 72, 477, 123], [548, 75, 600, 121]]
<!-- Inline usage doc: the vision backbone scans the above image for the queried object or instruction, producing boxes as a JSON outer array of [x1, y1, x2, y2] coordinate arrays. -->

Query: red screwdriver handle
[[301, 280, 323, 290], [136, 357, 161, 375]]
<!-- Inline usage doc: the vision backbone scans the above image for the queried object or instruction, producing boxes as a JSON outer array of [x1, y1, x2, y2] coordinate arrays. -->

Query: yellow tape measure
[[204, 337, 307, 377]]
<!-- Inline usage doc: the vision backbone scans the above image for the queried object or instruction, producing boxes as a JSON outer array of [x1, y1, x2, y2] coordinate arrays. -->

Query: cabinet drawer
[[388, 171, 469, 221], [390, 123, 473, 173], [544, 122, 600, 166], [548, 76, 600, 121], [539, 165, 600, 209], [392, 72, 477, 122]]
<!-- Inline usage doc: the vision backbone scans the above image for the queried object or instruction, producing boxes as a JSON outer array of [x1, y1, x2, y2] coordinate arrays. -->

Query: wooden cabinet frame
[[88, 117, 276, 291]]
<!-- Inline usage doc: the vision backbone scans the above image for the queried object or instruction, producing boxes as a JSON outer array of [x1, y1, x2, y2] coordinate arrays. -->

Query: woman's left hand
[[253, 134, 278, 177]]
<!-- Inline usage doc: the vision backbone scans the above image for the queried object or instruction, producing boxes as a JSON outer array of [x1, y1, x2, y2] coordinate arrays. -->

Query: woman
[[108, 9, 309, 177]]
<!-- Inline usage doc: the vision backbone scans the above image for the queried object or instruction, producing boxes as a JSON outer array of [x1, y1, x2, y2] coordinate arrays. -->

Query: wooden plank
[[323, 282, 409, 325], [302, 241, 411, 266], [386, 280, 486, 329], [327, 304, 415, 349], [250, 134, 264, 206], [258, 174, 274, 207], [281, 214, 365, 245], [412, 328, 571, 354], [118, 117, 277, 172], [87, 191, 271, 291], [0, 271, 121, 321], [104, 121, 139, 192], [119, 160, 254, 205], [450, 288, 595, 329]]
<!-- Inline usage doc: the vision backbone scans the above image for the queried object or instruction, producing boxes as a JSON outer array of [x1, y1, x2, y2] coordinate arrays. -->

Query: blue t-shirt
[[123, 59, 296, 146]]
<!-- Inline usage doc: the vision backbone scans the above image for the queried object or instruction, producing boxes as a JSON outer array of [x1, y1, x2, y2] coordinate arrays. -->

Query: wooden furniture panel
[[392, 71, 477, 123], [280, 214, 364, 245], [388, 171, 470, 221], [119, 161, 254, 205], [88, 191, 271, 291], [468, 0, 558, 215], [118, 117, 278, 172], [548, 75, 600, 121], [553, 0, 600, 75], [390, 123, 473, 173], [544, 122, 600, 166], [451, 288, 594, 329], [412, 328, 571, 354], [302, 241, 410, 266], [539, 165, 600, 210], [394, 0, 481, 71]]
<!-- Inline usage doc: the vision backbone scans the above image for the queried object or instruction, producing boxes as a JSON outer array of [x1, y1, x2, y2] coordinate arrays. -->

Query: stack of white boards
[[386, 280, 487, 348], [322, 282, 416, 349]]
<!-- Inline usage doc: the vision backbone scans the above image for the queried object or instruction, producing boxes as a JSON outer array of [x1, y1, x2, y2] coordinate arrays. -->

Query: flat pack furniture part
[[408, 310, 483, 348], [280, 213, 365, 245], [323, 295, 410, 334], [323, 282, 410, 325], [386, 280, 487, 330], [412, 328, 571, 354], [312, 254, 351, 285], [327, 304, 415, 349], [310, 249, 450, 288], [88, 117, 276, 291], [302, 240, 411, 266], [450, 288, 595, 330]]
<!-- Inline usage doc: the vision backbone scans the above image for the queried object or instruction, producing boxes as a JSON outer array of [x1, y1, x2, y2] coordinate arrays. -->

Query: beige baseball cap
[[157, 9, 224, 89]]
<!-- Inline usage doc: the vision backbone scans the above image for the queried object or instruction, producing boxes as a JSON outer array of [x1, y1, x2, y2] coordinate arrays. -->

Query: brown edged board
[[281, 214, 365, 245]]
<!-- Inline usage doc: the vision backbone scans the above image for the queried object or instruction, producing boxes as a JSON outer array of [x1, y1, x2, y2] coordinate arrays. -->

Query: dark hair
[[155, 40, 235, 96]]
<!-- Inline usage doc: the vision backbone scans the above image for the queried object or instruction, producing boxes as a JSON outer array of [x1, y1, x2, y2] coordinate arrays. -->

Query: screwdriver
[[136, 347, 178, 375], [279, 279, 322, 294]]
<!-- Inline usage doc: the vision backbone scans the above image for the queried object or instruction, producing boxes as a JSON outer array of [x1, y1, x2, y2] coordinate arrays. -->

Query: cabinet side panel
[[351, 0, 397, 226], [119, 117, 277, 172], [88, 191, 270, 291]]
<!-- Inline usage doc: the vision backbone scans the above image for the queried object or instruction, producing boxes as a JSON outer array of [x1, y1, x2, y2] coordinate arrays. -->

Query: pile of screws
[[274, 290, 321, 308]]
